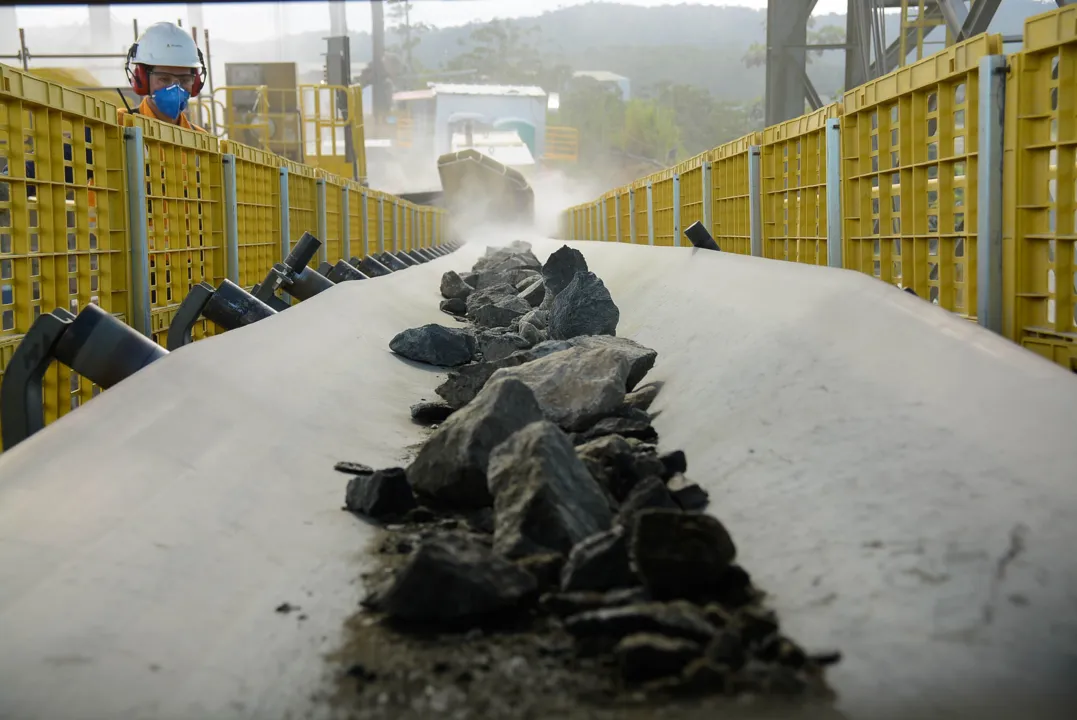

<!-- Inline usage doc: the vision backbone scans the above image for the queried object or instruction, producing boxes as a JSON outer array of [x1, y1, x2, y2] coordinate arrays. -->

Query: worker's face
[[148, 65, 198, 93]]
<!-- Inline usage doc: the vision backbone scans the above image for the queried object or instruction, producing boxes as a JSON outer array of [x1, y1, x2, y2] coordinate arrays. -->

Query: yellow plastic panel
[[381, 195, 395, 252], [679, 153, 706, 241], [344, 181, 365, 259], [126, 114, 225, 346], [651, 172, 675, 247], [282, 158, 318, 269], [0, 63, 127, 436], [318, 170, 345, 264], [633, 186, 648, 244], [365, 189, 381, 256], [222, 140, 281, 290], [708, 132, 759, 255], [761, 104, 840, 265], [842, 35, 1002, 315], [619, 189, 633, 243], [1002, 5, 1077, 371]]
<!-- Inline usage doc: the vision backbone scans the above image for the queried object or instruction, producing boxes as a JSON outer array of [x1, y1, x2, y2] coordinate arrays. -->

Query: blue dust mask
[[152, 84, 190, 121]]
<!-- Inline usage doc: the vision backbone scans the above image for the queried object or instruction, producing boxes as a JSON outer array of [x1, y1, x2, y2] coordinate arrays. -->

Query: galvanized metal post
[[748, 145, 763, 257], [221, 154, 240, 286], [360, 190, 369, 257], [628, 191, 636, 244], [123, 127, 152, 338], [377, 197, 386, 253], [978, 54, 1006, 334], [646, 182, 655, 246], [392, 201, 400, 253], [614, 194, 621, 243], [672, 174, 682, 247], [702, 162, 713, 235], [825, 118, 843, 268], [601, 198, 608, 242], [341, 188, 351, 261], [316, 178, 329, 265], [279, 167, 291, 263]]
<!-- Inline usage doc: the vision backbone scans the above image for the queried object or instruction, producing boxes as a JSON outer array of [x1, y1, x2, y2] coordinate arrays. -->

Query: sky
[[5, 1, 854, 44]]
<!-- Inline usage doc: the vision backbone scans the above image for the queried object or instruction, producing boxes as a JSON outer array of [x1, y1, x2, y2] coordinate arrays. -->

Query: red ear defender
[[126, 43, 150, 96], [190, 49, 206, 98]]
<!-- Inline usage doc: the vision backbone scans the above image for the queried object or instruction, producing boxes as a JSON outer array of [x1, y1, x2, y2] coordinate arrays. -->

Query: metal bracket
[[672, 174, 682, 247], [167, 279, 278, 351], [316, 178, 329, 266], [748, 146, 763, 257], [123, 126, 152, 338], [1, 304, 168, 450], [825, 118, 843, 268]]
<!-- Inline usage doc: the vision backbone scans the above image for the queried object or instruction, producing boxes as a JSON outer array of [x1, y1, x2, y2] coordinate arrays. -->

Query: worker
[[120, 22, 207, 131]]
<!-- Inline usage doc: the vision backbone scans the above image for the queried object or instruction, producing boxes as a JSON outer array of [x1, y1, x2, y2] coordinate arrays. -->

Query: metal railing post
[[316, 178, 328, 265], [279, 166, 291, 262], [825, 118, 844, 268], [341, 187, 351, 261], [377, 197, 386, 254], [360, 190, 369, 257], [646, 182, 655, 246], [123, 127, 152, 337], [748, 145, 763, 257], [978, 54, 1006, 334], [672, 174, 682, 247], [702, 162, 713, 235], [221, 154, 240, 286]]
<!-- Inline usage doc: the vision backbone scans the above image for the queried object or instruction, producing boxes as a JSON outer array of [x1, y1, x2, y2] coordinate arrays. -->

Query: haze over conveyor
[[0, 238, 1074, 720]]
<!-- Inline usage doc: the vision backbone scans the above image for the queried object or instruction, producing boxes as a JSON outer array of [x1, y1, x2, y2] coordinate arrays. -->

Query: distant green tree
[[387, 0, 430, 80], [559, 76, 626, 158], [443, 20, 547, 85], [620, 98, 681, 164]]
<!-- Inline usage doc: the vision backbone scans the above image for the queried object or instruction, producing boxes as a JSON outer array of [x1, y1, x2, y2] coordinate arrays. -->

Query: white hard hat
[[131, 22, 200, 68]]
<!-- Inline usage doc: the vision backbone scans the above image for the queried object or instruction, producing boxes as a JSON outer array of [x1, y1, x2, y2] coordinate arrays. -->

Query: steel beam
[[764, 0, 817, 125], [960, 0, 1002, 39], [937, 0, 970, 39]]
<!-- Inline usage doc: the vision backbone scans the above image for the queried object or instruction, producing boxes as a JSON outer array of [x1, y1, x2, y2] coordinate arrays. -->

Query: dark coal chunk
[[516, 553, 565, 593], [470, 293, 531, 329], [671, 483, 709, 511], [616, 633, 703, 684], [540, 587, 649, 617], [616, 477, 680, 526], [624, 382, 662, 412], [466, 282, 516, 313], [630, 509, 738, 601], [519, 279, 546, 307], [410, 401, 455, 426], [560, 526, 636, 593], [488, 346, 631, 431], [564, 601, 717, 644], [677, 658, 732, 696], [576, 435, 663, 502], [475, 262, 540, 291], [706, 628, 746, 670], [736, 605, 780, 645], [389, 324, 477, 367], [488, 421, 613, 558], [549, 271, 620, 340], [440, 297, 467, 317], [464, 507, 495, 534], [334, 461, 375, 476], [477, 331, 530, 363], [659, 451, 687, 479], [575, 415, 658, 444], [345, 467, 417, 519], [374, 533, 537, 623], [408, 378, 545, 509], [541, 245, 589, 297], [440, 270, 474, 300], [404, 506, 437, 524]]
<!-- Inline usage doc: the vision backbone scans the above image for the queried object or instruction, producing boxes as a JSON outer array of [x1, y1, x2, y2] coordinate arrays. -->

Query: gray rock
[[564, 601, 717, 644], [465, 282, 517, 316], [576, 434, 650, 502], [519, 279, 546, 307], [478, 331, 531, 363], [522, 309, 548, 330], [624, 382, 662, 411], [515, 552, 565, 593], [440, 270, 474, 300], [410, 401, 455, 426], [344, 467, 417, 519], [487, 421, 613, 559], [560, 527, 636, 593], [575, 415, 658, 444], [515, 273, 541, 292], [617, 477, 680, 526], [549, 271, 620, 340], [374, 533, 538, 622], [530, 336, 656, 391], [408, 378, 545, 509], [630, 509, 738, 600], [475, 244, 541, 273], [518, 320, 545, 346], [461, 271, 480, 287], [471, 295, 532, 329], [440, 297, 467, 317], [542, 245, 589, 297], [488, 346, 631, 431], [389, 324, 477, 367], [436, 360, 508, 409], [476, 265, 540, 291], [540, 587, 649, 617], [616, 633, 703, 684]]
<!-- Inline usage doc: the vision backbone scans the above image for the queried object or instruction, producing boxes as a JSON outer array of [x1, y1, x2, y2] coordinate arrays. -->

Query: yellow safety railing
[[560, 3, 1077, 373], [0, 62, 451, 445]]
